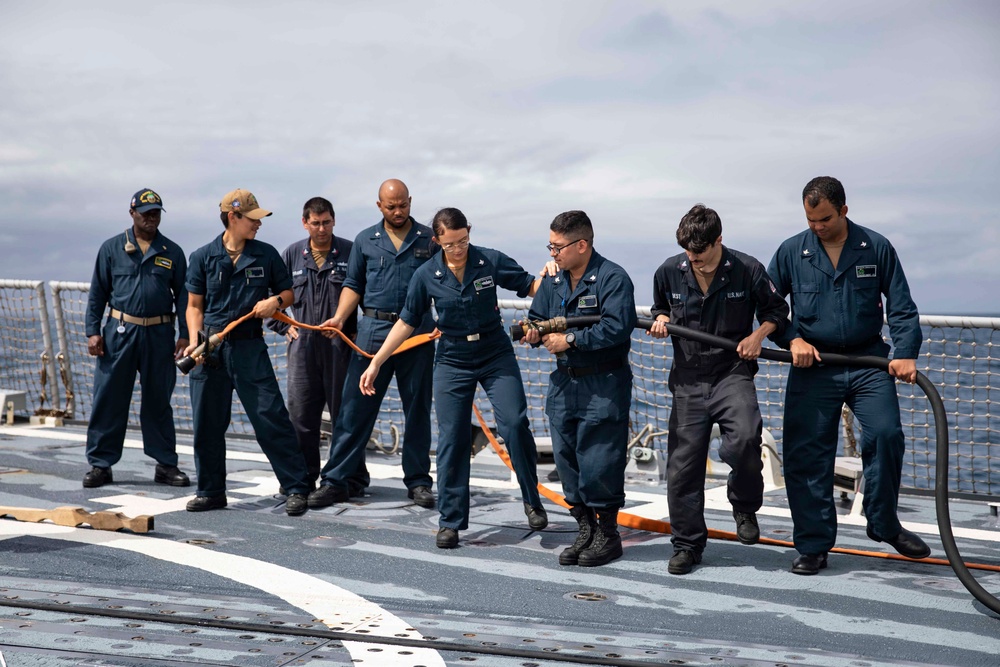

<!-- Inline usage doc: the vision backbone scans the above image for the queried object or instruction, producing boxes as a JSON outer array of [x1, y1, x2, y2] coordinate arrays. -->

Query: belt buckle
[[466, 333, 480, 342]]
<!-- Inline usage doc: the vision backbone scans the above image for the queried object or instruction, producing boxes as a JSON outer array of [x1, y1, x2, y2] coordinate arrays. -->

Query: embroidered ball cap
[[219, 188, 272, 220], [130, 188, 165, 213]]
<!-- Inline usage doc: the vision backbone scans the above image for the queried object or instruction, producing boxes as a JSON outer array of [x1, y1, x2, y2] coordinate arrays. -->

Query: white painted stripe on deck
[[5, 423, 998, 543], [0, 522, 444, 666]]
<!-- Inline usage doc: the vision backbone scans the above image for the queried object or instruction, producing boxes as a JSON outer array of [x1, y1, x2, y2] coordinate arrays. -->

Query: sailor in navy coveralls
[[768, 176, 930, 574], [83, 188, 190, 489], [267, 197, 356, 488], [359, 207, 547, 549], [183, 189, 312, 516], [307, 179, 437, 509], [524, 210, 636, 567], [649, 204, 788, 575]]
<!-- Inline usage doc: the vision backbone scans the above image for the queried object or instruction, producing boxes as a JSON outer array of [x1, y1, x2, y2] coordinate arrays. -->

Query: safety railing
[[0, 281, 996, 496]]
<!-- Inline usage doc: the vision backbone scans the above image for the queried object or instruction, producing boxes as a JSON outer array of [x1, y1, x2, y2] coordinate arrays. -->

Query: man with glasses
[[648, 204, 789, 575], [308, 179, 439, 509], [267, 197, 356, 490], [523, 211, 636, 567]]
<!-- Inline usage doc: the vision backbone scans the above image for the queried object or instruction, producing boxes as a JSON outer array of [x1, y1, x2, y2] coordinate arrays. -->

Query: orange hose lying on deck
[[472, 404, 1000, 573]]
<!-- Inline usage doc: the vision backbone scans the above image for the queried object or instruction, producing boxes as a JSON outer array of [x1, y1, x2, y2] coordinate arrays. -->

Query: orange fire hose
[[177, 310, 440, 374], [472, 404, 1000, 573], [269, 311, 441, 357]]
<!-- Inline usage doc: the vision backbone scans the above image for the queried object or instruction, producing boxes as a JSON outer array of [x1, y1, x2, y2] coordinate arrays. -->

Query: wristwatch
[[564, 332, 577, 348], [275, 295, 284, 307]]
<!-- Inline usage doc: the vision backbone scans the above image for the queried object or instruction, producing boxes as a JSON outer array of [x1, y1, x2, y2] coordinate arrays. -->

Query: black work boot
[[577, 508, 623, 567], [558, 505, 596, 566]]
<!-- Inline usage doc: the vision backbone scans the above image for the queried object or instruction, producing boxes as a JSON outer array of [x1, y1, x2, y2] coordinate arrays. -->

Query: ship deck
[[1, 421, 999, 667]]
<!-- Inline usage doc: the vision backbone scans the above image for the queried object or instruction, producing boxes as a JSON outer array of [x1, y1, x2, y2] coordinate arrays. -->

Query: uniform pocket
[[792, 282, 820, 323]]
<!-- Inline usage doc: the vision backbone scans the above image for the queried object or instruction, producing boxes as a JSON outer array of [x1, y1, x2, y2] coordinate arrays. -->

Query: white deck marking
[[0, 521, 444, 667], [5, 423, 998, 544]]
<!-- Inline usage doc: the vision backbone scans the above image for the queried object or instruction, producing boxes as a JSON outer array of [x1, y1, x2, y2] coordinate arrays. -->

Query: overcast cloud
[[1, 1, 997, 313]]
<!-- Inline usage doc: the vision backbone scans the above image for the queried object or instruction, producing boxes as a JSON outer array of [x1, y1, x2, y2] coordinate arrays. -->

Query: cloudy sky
[[1, 1, 997, 313]]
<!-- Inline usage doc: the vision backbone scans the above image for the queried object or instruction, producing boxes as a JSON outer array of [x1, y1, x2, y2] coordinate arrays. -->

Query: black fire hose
[[512, 315, 1000, 615]]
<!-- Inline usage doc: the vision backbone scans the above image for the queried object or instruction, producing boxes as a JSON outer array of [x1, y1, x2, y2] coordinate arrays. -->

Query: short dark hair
[[676, 204, 722, 253], [550, 210, 594, 243], [803, 176, 846, 211], [431, 207, 469, 236], [302, 196, 335, 220], [220, 211, 230, 228]]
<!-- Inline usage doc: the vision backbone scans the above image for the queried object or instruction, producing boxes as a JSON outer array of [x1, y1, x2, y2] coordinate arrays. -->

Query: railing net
[[0, 283, 996, 495]]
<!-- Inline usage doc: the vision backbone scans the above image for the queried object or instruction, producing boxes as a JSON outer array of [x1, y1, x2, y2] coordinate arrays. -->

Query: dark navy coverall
[[528, 251, 636, 510], [85, 228, 188, 469], [768, 219, 921, 555], [186, 234, 311, 498], [267, 237, 357, 485], [651, 247, 788, 554], [400, 245, 542, 530], [318, 218, 437, 495]]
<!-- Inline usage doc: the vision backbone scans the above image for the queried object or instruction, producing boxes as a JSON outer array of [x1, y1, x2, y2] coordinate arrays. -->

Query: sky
[[1, 1, 997, 314]]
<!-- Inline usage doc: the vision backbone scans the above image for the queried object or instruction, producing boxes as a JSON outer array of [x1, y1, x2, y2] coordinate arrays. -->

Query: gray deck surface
[[1, 422, 998, 666]]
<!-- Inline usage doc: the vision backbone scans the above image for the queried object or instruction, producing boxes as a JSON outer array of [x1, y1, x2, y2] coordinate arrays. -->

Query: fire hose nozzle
[[509, 316, 568, 341], [175, 333, 223, 375]]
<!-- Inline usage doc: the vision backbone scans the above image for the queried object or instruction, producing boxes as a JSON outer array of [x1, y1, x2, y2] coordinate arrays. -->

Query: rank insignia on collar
[[803, 249, 811, 256], [478, 259, 485, 265], [588, 274, 596, 281], [375, 231, 381, 237], [724, 260, 731, 267], [435, 270, 442, 276], [860, 241, 867, 247], [554, 276, 561, 283]]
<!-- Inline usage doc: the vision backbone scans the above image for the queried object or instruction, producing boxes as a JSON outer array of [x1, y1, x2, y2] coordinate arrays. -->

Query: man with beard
[[82, 188, 190, 489], [308, 179, 438, 508]]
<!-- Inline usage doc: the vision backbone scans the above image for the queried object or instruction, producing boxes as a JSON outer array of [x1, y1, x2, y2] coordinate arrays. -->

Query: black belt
[[209, 327, 263, 342], [811, 335, 883, 354], [559, 358, 626, 379], [362, 308, 399, 323]]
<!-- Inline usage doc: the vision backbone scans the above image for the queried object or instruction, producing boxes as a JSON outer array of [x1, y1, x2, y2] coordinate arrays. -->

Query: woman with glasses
[[359, 207, 548, 549]]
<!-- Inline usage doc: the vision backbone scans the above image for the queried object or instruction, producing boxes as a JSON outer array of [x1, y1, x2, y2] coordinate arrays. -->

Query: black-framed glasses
[[546, 239, 582, 255], [440, 236, 470, 252], [305, 220, 334, 229]]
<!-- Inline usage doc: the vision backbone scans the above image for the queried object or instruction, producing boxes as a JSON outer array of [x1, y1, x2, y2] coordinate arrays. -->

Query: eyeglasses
[[546, 239, 582, 255], [440, 236, 470, 252], [305, 220, 334, 229]]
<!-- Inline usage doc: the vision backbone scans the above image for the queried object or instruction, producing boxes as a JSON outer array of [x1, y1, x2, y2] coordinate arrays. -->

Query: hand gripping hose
[[510, 315, 1000, 615]]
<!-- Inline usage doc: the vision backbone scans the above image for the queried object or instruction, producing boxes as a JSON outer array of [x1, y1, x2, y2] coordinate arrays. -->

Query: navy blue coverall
[[186, 234, 311, 498], [651, 247, 788, 554], [768, 219, 922, 555], [317, 218, 437, 495], [528, 251, 636, 510], [399, 245, 542, 529], [267, 237, 357, 485], [85, 227, 188, 469]]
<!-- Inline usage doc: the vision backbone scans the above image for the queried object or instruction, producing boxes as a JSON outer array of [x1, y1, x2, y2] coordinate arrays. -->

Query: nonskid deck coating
[[1, 422, 999, 666]]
